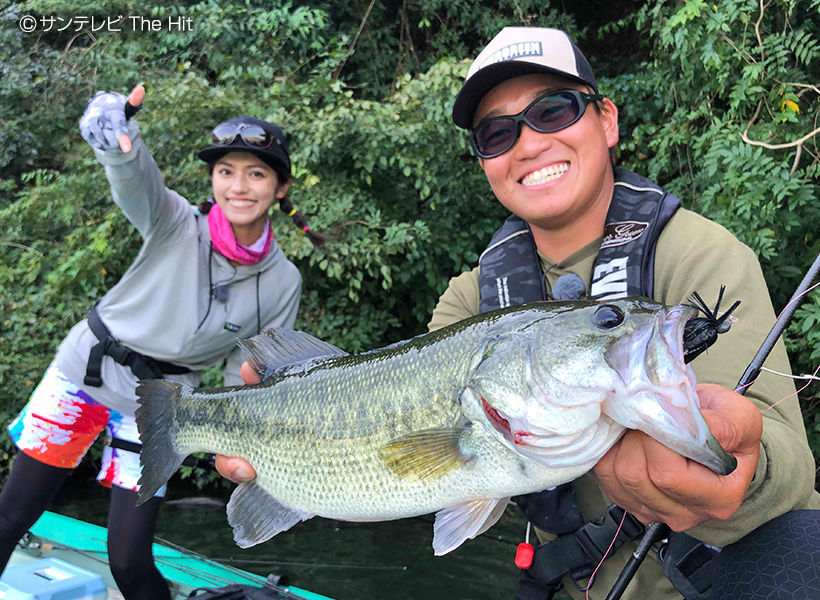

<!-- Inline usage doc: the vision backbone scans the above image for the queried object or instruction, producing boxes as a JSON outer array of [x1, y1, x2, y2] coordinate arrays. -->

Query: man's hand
[[214, 362, 259, 483], [593, 383, 763, 531]]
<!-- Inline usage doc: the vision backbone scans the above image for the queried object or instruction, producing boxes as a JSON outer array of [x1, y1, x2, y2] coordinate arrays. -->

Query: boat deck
[[9, 511, 332, 600]]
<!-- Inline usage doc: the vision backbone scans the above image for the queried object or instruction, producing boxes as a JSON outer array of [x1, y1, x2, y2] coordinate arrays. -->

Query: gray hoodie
[[55, 130, 302, 415]]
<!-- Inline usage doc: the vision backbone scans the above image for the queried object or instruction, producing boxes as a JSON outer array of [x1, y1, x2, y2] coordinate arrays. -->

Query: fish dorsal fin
[[238, 327, 348, 380], [381, 427, 472, 481], [227, 480, 314, 548], [432, 497, 510, 555]]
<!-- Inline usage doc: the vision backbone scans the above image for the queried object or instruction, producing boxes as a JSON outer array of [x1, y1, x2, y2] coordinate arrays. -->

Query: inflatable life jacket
[[478, 168, 680, 311], [477, 169, 693, 599]]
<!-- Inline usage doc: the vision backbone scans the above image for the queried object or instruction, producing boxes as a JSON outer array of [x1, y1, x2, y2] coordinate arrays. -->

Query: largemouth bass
[[135, 299, 736, 555]]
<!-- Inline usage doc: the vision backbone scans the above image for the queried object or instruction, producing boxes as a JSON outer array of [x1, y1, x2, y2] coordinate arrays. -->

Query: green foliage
[[2, 0, 819, 485], [329, 0, 579, 98]]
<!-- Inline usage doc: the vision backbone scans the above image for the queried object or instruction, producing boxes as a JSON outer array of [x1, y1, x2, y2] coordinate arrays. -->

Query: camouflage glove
[[79, 91, 140, 152]]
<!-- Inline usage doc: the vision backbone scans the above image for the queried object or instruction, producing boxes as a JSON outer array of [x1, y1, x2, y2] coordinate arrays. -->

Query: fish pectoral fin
[[227, 481, 313, 548], [238, 328, 348, 381], [380, 427, 471, 481], [432, 497, 510, 556]]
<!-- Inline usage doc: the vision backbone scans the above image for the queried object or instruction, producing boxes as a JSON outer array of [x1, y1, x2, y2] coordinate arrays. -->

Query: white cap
[[452, 27, 598, 129]]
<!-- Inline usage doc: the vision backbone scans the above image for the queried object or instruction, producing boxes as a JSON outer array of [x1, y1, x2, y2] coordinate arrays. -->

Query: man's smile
[[520, 161, 570, 186]]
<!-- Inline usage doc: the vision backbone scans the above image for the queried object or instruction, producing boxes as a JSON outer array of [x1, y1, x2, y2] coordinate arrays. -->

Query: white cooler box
[[0, 558, 106, 600]]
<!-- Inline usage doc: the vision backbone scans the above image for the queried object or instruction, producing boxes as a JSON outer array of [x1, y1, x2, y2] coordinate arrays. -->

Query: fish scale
[[135, 299, 736, 554]]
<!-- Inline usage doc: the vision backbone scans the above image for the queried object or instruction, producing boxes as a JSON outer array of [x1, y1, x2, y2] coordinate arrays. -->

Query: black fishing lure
[[682, 286, 741, 364]]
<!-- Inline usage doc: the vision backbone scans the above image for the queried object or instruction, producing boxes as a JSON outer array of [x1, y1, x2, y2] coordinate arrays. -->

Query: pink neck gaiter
[[208, 202, 273, 265]]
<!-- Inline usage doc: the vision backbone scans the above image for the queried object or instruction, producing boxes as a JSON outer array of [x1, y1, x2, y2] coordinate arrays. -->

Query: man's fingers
[[697, 383, 763, 454], [214, 455, 257, 483], [593, 384, 764, 531], [595, 432, 712, 529], [607, 433, 685, 511]]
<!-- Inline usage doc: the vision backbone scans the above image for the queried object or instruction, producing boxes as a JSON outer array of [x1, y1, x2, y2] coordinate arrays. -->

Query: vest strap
[[524, 506, 644, 589], [107, 435, 211, 470], [660, 533, 720, 600], [84, 303, 191, 387], [513, 483, 584, 535]]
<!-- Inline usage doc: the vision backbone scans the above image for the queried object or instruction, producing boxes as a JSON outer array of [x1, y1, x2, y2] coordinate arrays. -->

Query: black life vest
[[478, 168, 680, 310], [478, 168, 680, 535], [477, 170, 725, 600]]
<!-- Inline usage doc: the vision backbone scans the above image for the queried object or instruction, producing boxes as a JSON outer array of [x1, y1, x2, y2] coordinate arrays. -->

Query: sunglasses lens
[[527, 92, 581, 132], [211, 124, 238, 145], [474, 119, 517, 157], [240, 125, 270, 147]]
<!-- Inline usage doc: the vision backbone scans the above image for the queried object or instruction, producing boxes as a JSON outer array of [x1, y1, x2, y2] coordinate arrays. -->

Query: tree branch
[[740, 126, 820, 150], [0, 242, 45, 257], [717, 30, 756, 64], [333, 0, 378, 81]]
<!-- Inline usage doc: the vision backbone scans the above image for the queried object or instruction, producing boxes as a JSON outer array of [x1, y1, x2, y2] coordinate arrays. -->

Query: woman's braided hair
[[274, 194, 328, 247], [201, 163, 327, 247]]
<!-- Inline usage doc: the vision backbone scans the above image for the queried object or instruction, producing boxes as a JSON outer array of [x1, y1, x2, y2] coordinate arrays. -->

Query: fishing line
[[761, 363, 820, 413], [156, 535, 410, 575], [585, 510, 627, 600], [205, 558, 408, 570], [735, 254, 820, 394], [774, 280, 820, 323], [730, 282, 820, 397], [760, 366, 820, 382]]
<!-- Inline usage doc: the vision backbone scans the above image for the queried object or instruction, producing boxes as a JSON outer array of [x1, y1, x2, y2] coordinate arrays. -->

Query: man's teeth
[[521, 163, 569, 186], [230, 199, 255, 207]]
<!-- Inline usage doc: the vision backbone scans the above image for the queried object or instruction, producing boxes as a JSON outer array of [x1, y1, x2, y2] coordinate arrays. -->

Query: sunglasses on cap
[[469, 89, 603, 159], [211, 122, 281, 149]]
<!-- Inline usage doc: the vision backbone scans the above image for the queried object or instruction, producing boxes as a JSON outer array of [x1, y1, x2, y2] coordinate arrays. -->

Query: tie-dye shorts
[[8, 362, 166, 497]]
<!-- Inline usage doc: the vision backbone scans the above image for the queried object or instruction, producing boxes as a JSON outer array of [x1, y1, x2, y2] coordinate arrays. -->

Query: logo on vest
[[600, 221, 649, 249], [224, 322, 241, 332], [496, 276, 511, 308], [590, 257, 628, 300]]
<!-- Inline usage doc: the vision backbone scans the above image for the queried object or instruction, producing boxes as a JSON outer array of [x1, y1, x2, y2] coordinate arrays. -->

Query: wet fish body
[[136, 299, 735, 554]]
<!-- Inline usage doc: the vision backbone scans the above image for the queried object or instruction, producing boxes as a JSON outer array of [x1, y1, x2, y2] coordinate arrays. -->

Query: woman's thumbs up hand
[[80, 84, 145, 153]]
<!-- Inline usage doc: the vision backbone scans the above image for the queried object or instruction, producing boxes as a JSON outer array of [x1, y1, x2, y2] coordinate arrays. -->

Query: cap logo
[[479, 41, 543, 70]]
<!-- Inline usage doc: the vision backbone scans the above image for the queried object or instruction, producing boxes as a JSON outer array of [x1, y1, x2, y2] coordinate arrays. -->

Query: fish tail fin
[[135, 380, 186, 505]]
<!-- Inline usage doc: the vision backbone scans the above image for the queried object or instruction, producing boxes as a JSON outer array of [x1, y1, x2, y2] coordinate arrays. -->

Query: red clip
[[515, 542, 534, 569]]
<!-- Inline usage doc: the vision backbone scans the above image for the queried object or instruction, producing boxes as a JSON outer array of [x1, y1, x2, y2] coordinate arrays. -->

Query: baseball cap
[[197, 116, 291, 180], [452, 27, 598, 129]]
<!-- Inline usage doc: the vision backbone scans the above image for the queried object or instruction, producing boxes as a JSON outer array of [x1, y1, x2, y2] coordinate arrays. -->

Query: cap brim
[[197, 143, 290, 177], [452, 62, 597, 129]]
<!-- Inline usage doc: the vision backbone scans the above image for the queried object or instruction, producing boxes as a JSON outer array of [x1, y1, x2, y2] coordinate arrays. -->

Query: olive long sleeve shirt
[[428, 207, 820, 600]]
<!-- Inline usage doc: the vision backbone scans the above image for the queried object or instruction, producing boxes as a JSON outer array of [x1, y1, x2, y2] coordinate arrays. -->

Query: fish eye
[[594, 305, 625, 329]]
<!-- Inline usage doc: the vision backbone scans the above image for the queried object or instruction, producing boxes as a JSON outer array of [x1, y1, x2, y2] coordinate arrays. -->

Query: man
[[218, 27, 819, 599]]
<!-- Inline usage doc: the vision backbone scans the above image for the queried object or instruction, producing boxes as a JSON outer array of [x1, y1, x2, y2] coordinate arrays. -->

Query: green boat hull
[[10, 511, 332, 600]]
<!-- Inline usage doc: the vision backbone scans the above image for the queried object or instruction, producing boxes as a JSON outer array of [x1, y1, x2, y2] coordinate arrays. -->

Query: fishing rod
[[604, 251, 820, 600], [734, 251, 820, 396]]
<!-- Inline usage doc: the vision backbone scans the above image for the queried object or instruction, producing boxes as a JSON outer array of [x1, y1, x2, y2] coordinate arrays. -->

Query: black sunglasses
[[211, 123, 280, 149], [469, 89, 603, 159]]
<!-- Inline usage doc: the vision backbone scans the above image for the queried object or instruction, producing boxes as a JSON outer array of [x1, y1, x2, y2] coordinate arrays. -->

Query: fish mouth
[[604, 305, 737, 476]]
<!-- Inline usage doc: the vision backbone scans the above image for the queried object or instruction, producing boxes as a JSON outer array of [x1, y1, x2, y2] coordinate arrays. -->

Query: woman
[[0, 86, 324, 600]]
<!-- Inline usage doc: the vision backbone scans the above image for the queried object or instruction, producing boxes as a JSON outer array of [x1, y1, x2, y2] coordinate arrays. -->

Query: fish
[[135, 298, 736, 555]]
